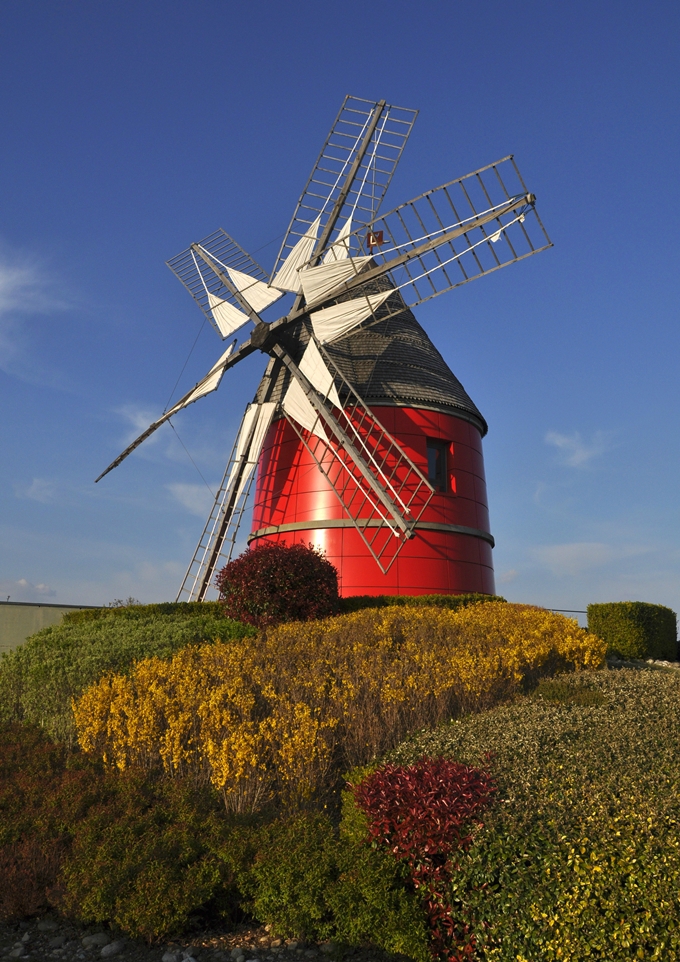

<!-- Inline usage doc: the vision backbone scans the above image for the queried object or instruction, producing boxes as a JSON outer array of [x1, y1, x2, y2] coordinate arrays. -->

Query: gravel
[[0, 919, 400, 962]]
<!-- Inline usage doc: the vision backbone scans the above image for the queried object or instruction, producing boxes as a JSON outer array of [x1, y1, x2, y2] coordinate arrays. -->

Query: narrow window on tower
[[426, 439, 449, 492]]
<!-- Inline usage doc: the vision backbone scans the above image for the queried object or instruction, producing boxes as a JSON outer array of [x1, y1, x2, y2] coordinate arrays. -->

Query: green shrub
[[61, 600, 225, 625], [588, 600, 677, 660], [0, 603, 254, 745], [338, 592, 504, 614], [0, 723, 241, 936], [58, 776, 237, 942], [222, 810, 430, 961], [388, 667, 680, 960]]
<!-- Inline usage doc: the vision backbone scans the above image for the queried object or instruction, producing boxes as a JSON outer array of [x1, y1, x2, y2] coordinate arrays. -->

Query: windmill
[[96, 96, 551, 602]]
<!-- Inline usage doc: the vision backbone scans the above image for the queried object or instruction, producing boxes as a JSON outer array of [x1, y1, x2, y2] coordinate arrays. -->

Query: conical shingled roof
[[324, 308, 487, 435]]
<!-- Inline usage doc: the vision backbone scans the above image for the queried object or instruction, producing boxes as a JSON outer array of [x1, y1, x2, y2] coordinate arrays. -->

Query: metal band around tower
[[248, 519, 494, 548]]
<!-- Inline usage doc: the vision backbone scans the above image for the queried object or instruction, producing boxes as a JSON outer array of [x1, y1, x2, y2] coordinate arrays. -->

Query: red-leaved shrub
[[0, 724, 106, 920], [0, 838, 67, 920], [215, 541, 339, 627], [351, 758, 496, 962]]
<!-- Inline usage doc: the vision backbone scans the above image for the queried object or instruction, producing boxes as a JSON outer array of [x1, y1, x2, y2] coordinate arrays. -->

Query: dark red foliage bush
[[0, 838, 67, 920], [215, 541, 339, 627], [351, 758, 496, 962], [0, 724, 106, 920]]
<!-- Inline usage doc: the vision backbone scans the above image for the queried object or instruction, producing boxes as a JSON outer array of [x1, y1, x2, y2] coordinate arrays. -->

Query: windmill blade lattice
[[167, 230, 283, 339], [359, 156, 551, 308], [271, 96, 418, 282], [299, 156, 551, 323]]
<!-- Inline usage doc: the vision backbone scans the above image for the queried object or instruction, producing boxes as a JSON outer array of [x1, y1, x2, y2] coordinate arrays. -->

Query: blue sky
[[1, 0, 679, 617]]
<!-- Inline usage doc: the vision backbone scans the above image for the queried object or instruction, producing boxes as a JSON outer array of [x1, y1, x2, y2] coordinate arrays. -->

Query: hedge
[[387, 666, 680, 960], [60, 600, 225, 625], [338, 592, 505, 613], [0, 603, 254, 745], [588, 600, 677, 660]]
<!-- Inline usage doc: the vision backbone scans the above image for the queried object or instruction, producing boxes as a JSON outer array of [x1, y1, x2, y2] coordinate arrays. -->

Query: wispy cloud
[[0, 242, 70, 381], [16, 478, 58, 503], [532, 541, 650, 577], [166, 482, 215, 518], [545, 430, 613, 468], [0, 578, 56, 602]]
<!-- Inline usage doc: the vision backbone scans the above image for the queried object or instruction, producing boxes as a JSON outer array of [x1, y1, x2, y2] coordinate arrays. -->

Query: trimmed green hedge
[[61, 600, 225, 624], [588, 600, 677, 660], [388, 667, 680, 960], [0, 603, 254, 745], [338, 592, 504, 614]]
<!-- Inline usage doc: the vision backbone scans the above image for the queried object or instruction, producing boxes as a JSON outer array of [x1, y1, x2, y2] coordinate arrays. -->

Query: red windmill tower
[[97, 96, 551, 600]]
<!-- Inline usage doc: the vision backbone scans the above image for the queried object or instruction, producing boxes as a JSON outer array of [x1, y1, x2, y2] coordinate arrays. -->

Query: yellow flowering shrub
[[73, 603, 605, 811]]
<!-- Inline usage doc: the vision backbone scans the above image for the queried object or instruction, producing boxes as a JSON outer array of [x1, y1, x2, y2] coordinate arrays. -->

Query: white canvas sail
[[224, 402, 261, 494], [232, 401, 277, 505], [167, 343, 235, 417], [226, 267, 284, 313], [298, 256, 373, 307], [309, 290, 392, 344], [282, 377, 328, 442], [271, 216, 321, 292], [322, 217, 353, 263], [299, 337, 341, 408], [207, 291, 250, 337]]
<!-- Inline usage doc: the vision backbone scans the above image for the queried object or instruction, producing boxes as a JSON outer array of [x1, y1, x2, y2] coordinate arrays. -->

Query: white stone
[[162, 952, 182, 962]]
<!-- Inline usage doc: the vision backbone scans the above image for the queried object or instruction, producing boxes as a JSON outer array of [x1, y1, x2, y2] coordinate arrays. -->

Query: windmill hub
[[250, 320, 276, 352], [96, 96, 552, 602]]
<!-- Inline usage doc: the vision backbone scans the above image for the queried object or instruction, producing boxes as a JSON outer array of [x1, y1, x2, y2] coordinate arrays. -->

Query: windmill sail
[[298, 255, 373, 304], [271, 97, 418, 281], [298, 336, 341, 408], [176, 400, 277, 601], [207, 292, 250, 337], [309, 290, 392, 344], [225, 267, 283, 312], [167, 230, 279, 338], [322, 216, 353, 263], [311, 155, 551, 322], [271, 216, 321, 292], [282, 378, 329, 442], [273, 341, 434, 573]]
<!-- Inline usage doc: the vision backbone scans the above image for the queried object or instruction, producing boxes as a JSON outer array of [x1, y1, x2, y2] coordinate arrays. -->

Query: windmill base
[[250, 407, 495, 598]]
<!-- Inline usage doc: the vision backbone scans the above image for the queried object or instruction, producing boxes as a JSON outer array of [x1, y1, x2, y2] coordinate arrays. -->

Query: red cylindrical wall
[[250, 406, 495, 597]]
